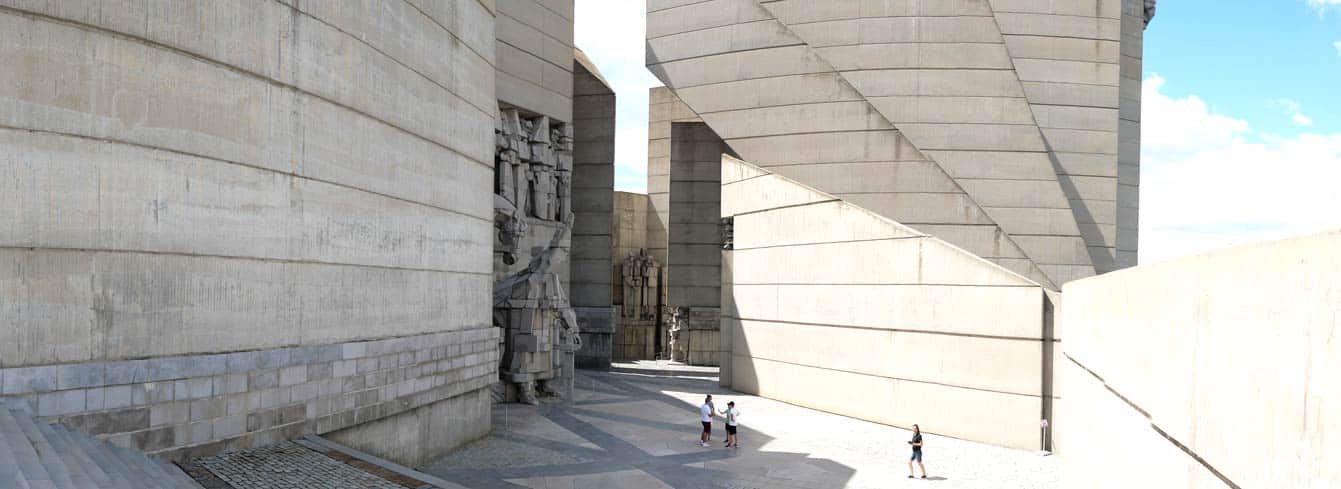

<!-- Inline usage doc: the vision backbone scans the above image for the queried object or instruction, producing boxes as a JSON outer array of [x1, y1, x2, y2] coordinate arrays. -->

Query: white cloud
[[1307, 0, 1341, 13], [1334, 41, 1341, 57], [1140, 75, 1341, 264], [574, 0, 664, 193], [1272, 98, 1315, 126]]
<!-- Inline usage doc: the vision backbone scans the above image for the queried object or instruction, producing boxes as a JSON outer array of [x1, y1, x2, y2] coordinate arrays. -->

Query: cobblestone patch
[[192, 441, 403, 489]]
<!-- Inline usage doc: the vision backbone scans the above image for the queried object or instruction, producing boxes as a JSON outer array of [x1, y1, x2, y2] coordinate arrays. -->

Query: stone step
[[108, 444, 166, 488], [49, 425, 118, 489], [0, 409, 53, 487], [108, 444, 174, 488], [0, 404, 199, 489], [9, 409, 77, 489], [65, 428, 134, 489], [32, 423, 97, 489], [0, 408, 23, 485], [112, 442, 195, 488]]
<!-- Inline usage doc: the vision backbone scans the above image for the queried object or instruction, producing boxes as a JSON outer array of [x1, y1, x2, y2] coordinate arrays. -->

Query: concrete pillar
[[571, 50, 617, 370], [668, 122, 726, 366]]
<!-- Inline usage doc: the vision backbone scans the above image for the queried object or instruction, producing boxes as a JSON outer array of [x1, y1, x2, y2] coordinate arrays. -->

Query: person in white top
[[698, 395, 715, 447], [717, 401, 741, 448]]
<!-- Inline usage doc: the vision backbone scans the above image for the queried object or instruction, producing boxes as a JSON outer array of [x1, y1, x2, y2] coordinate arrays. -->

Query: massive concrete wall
[[646, 87, 703, 278], [647, 0, 1148, 290], [0, 0, 497, 462], [571, 49, 617, 369], [496, 0, 574, 122], [611, 192, 659, 361], [668, 123, 726, 365], [1060, 231, 1341, 489], [721, 156, 1055, 450]]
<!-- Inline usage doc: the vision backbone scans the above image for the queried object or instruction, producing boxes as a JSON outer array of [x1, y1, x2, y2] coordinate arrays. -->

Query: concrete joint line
[[0, 125, 496, 225], [746, 354, 1043, 399], [0, 5, 495, 169], [1063, 353, 1243, 489], [0, 244, 492, 277], [729, 317, 1049, 342]]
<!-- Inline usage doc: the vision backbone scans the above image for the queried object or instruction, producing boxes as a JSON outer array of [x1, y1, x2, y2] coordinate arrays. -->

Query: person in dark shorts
[[698, 395, 714, 447], [908, 424, 927, 479], [718, 401, 740, 447]]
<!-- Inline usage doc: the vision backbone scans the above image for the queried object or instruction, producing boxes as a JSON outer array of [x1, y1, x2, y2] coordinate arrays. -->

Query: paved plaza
[[420, 369, 1060, 489]]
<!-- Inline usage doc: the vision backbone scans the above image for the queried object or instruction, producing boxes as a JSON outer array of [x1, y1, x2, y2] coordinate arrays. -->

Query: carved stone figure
[[621, 252, 644, 318], [639, 252, 660, 320], [669, 306, 689, 362], [1143, 0, 1156, 26], [493, 212, 581, 405]]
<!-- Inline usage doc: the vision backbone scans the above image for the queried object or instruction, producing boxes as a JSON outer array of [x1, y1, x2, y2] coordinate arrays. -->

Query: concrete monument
[[0, 0, 617, 468], [645, 0, 1156, 451]]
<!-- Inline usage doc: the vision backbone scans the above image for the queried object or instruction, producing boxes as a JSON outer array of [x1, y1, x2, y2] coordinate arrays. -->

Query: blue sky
[[1146, 0, 1341, 135], [574, 0, 1341, 263]]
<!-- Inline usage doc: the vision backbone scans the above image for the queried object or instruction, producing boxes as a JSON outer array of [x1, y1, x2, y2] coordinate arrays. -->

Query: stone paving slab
[[420, 370, 1060, 488]]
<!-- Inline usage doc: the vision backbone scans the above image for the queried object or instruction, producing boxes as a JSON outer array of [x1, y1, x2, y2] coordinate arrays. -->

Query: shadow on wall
[[1059, 230, 1341, 489], [718, 155, 1056, 452]]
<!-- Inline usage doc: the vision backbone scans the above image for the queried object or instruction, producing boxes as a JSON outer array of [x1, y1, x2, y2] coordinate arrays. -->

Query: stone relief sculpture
[[493, 107, 579, 404], [495, 108, 572, 228], [493, 214, 582, 405], [1143, 0, 1157, 26], [669, 306, 689, 362], [619, 249, 661, 320]]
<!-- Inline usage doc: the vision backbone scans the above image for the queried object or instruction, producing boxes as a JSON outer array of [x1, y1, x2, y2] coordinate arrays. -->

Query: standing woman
[[907, 424, 927, 479], [718, 401, 741, 447]]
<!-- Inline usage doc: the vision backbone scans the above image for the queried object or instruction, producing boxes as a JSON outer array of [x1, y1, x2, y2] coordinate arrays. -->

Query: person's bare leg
[[908, 460, 914, 477], [918, 461, 927, 478]]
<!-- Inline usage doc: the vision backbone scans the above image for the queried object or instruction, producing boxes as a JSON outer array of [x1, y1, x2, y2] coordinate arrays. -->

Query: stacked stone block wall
[[0, 330, 498, 462], [0, 0, 498, 461], [571, 50, 617, 369]]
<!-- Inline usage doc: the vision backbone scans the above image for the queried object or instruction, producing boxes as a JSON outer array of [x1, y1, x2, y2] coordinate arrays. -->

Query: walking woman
[[908, 424, 927, 479]]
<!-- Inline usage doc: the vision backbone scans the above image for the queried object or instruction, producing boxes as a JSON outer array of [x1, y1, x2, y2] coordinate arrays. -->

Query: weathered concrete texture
[[647, 0, 1146, 289], [1060, 230, 1341, 489], [0, 0, 497, 461], [571, 48, 617, 370], [611, 192, 660, 361], [0, 330, 497, 461], [496, 0, 575, 121], [646, 87, 704, 275], [1116, 0, 1145, 269], [721, 156, 1055, 450], [326, 387, 492, 468], [667, 123, 726, 366]]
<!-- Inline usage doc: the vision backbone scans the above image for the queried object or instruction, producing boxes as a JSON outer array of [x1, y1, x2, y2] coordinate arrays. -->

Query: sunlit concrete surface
[[421, 370, 1059, 488]]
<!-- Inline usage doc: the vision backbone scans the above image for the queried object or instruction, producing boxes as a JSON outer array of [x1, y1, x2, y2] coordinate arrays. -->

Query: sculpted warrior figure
[[669, 306, 688, 362], [639, 251, 660, 320], [621, 251, 644, 318]]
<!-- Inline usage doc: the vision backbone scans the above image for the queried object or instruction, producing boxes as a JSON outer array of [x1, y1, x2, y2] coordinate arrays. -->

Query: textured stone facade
[[610, 192, 661, 361], [647, 0, 1149, 289], [571, 49, 618, 370], [1, 0, 617, 465], [0, 330, 496, 462], [720, 156, 1055, 450]]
